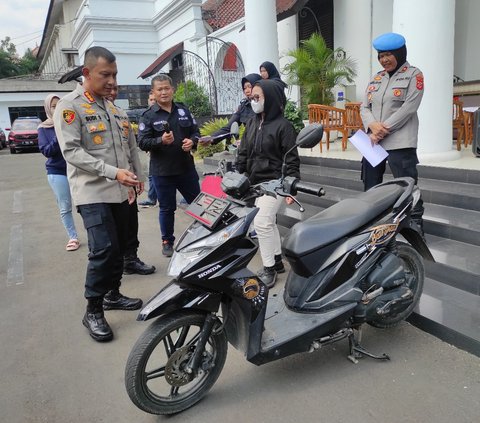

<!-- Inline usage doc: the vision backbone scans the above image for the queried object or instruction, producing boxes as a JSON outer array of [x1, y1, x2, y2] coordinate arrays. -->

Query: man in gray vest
[[360, 32, 425, 232]]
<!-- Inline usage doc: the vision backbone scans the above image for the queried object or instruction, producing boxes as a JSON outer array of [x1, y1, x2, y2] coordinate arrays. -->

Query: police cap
[[372, 32, 406, 52]]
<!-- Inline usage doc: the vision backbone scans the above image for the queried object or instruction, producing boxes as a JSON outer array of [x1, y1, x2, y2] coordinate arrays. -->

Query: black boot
[[123, 254, 156, 275], [103, 289, 143, 311], [257, 266, 277, 288], [83, 297, 113, 342], [274, 254, 285, 274]]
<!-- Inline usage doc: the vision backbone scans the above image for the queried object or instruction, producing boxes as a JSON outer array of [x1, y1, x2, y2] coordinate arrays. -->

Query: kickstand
[[347, 326, 390, 364]]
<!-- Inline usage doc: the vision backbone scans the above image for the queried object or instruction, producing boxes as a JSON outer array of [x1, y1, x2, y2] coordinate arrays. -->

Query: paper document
[[349, 130, 388, 167]]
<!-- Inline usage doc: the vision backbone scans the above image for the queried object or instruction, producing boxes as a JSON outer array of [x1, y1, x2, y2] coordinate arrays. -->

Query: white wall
[[71, 0, 206, 86], [334, 0, 393, 103], [454, 0, 480, 82], [278, 15, 300, 104]]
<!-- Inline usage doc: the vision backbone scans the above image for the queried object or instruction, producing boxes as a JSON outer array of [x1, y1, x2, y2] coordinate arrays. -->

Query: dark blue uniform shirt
[[137, 102, 200, 176]]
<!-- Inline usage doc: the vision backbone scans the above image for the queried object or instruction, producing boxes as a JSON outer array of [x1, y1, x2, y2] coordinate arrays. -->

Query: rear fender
[[400, 226, 435, 261], [137, 280, 222, 321]]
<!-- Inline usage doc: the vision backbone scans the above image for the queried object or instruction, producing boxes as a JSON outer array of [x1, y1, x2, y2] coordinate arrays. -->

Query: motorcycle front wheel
[[368, 242, 424, 329], [125, 310, 227, 415]]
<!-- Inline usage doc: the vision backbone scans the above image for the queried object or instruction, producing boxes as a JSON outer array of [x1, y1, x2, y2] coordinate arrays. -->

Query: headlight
[[167, 218, 246, 277]]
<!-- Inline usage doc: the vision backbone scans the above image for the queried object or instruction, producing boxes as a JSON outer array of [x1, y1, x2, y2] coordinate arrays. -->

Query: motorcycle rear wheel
[[368, 242, 424, 329], [125, 310, 227, 415]]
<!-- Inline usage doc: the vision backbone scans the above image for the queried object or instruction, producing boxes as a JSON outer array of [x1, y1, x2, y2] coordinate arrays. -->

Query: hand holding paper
[[349, 130, 388, 167]]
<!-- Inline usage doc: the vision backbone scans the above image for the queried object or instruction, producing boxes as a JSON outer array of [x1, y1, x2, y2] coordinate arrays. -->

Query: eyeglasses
[[252, 94, 262, 102]]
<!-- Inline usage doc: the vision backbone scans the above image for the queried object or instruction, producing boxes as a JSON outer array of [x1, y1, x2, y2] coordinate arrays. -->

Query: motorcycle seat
[[284, 184, 404, 257]]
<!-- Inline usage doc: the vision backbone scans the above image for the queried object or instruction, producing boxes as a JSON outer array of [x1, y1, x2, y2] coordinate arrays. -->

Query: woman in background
[[259, 61, 287, 89], [38, 94, 80, 251]]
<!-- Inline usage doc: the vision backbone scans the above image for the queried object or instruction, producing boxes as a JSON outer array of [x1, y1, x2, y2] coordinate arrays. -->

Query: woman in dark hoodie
[[236, 79, 300, 288], [210, 73, 262, 143]]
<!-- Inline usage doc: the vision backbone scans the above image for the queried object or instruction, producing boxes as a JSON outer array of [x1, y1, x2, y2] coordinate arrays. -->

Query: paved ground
[[0, 149, 479, 423]]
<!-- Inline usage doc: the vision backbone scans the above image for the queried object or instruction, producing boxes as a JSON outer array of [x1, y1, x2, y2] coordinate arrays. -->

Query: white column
[[244, 0, 279, 74], [278, 15, 299, 102], [393, 0, 460, 162]]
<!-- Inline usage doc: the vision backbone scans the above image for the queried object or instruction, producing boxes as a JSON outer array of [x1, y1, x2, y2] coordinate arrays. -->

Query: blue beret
[[372, 32, 406, 51]]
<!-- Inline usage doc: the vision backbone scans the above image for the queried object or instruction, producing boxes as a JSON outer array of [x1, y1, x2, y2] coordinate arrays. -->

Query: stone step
[[299, 162, 480, 212], [408, 278, 480, 357], [297, 168, 480, 245], [301, 155, 480, 185]]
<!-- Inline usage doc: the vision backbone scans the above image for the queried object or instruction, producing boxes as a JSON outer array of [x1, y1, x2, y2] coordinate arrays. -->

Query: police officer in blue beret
[[360, 32, 425, 233]]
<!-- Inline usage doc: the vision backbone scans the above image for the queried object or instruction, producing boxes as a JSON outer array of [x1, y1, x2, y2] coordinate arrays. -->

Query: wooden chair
[[345, 102, 363, 137], [452, 100, 466, 151], [308, 104, 348, 152], [463, 111, 474, 147]]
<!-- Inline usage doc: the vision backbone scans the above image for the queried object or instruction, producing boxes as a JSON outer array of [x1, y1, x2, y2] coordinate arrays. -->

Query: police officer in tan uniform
[[360, 32, 425, 232], [106, 84, 156, 276], [54, 46, 145, 342]]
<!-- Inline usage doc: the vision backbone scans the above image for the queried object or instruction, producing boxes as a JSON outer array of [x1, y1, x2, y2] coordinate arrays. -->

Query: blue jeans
[[47, 174, 78, 240], [147, 175, 157, 203], [152, 168, 200, 244]]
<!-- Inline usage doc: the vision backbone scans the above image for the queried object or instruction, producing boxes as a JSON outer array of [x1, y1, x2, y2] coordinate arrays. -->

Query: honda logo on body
[[197, 265, 221, 279]]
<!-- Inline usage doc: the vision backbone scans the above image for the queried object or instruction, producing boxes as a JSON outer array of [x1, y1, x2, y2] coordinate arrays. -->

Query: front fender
[[137, 280, 222, 321]]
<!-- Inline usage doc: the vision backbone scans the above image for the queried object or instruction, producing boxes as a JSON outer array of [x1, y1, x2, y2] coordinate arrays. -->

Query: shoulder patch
[[62, 110, 76, 125], [416, 73, 424, 90]]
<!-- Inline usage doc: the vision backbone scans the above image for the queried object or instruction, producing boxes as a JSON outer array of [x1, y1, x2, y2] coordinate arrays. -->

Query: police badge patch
[[139, 123, 145, 131], [178, 108, 185, 116], [63, 110, 76, 125]]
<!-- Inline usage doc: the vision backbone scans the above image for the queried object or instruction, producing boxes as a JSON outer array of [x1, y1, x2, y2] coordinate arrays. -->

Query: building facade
[[29, 0, 480, 161]]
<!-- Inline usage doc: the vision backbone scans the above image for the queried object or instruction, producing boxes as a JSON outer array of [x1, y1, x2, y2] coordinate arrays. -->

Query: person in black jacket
[[236, 79, 300, 288], [211, 73, 262, 143], [137, 74, 200, 257]]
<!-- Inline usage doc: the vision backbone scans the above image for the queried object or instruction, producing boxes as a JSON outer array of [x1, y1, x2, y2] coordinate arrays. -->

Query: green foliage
[[199, 117, 228, 136], [19, 49, 40, 75], [174, 80, 213, 117], [194, 117, 245, 159], [0, 50, 19, 78], [1, 37, 17, 55], [199, 117, 245, 140], [283, 33, 357, 105], [0, 38, 40, 79], [284, 100, 305, 134]]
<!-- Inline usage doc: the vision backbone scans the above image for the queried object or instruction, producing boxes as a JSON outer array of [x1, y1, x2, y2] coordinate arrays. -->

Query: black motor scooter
[[125, 124, 434, 415]]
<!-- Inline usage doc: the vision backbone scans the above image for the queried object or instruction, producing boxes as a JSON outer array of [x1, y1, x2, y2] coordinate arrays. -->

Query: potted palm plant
[[283, 33, 357, 106]]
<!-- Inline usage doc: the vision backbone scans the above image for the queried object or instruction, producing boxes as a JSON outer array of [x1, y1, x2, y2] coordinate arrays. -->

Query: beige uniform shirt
[[360, 62, 424, 151], [53, 83, 144, 206]]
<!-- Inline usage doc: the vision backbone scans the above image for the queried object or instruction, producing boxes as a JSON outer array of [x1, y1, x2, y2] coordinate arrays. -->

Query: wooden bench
[[308, 103, 363, 152]]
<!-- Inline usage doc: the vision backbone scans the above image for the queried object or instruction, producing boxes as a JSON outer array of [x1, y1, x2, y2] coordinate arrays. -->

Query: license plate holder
[[185, 192, 230, 229]]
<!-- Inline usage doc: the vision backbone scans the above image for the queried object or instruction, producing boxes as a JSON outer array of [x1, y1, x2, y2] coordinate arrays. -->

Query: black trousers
[[78, 201, 130, 298], [361, 148, 424, 224], [124, 199, 139, 257]]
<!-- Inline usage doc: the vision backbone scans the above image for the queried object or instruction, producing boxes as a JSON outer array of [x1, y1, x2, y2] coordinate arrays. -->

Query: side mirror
[[230, 122, 239, 137], [295, 123, 323, 149]]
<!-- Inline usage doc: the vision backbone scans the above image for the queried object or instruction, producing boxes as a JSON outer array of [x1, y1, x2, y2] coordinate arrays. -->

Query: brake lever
[[275, 188, 305, 212]]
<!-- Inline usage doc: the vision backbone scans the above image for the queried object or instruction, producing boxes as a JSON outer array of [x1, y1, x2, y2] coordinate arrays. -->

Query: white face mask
[[251, 99, 264, 114]]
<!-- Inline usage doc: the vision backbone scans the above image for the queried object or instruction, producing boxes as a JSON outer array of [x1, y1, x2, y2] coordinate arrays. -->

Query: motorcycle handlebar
[[292, 180, 325, 197]]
